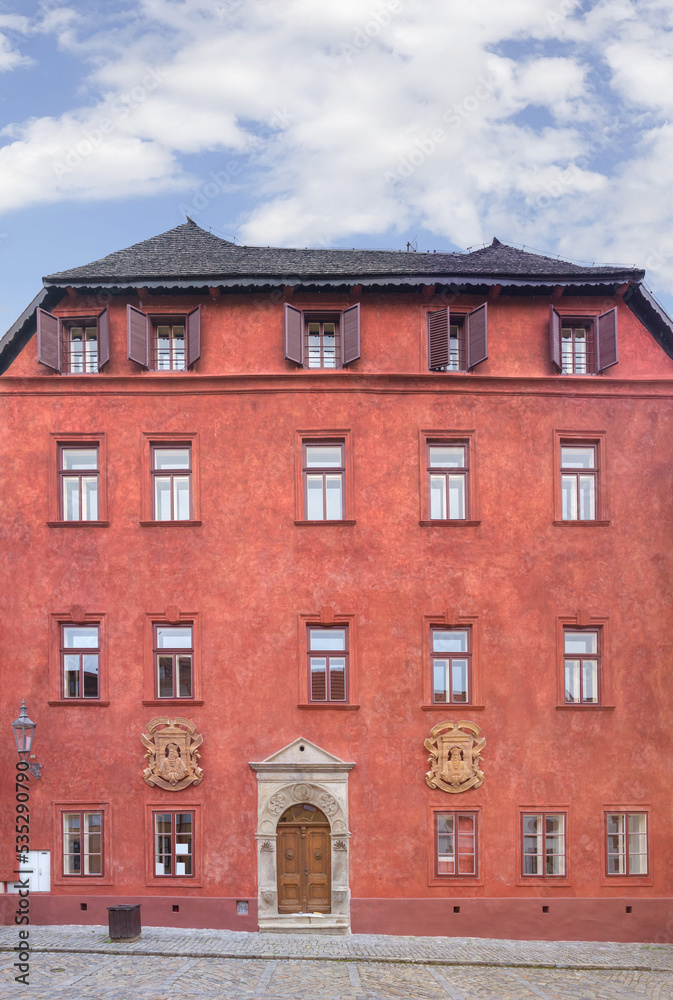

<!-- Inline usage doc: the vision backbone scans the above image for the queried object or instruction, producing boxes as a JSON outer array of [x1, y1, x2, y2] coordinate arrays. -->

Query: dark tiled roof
[[44, 220, 643, 284]]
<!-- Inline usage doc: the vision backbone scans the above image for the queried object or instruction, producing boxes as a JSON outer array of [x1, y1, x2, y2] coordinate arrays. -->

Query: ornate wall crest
[[425, 720, 485, 794], [142, 717, 203, 790]]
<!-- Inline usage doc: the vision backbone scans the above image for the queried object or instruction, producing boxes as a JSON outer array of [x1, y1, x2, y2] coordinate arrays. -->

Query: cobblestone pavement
[[1, 927, 673, 998]]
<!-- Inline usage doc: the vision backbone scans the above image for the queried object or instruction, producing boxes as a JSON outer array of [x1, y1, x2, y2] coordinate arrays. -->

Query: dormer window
[[127, 306, 200, 371], [550, 307, 617, 374], [37, 308, 109, 374], [284, 304, 360, 370]]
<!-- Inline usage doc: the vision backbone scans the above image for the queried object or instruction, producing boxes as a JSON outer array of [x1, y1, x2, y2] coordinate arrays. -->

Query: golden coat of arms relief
[[142, 717, 203, 791], [425, 720, 485, 794]]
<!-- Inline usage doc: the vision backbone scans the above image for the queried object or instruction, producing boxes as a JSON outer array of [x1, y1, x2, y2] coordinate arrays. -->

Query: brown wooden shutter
[[427, 308, 450, 370], [549, 306, 562, 371], [466, 303, 488, 370], [127, 305, 149, 368], [596, 307, 618, 371], [284, 303, 303, 365], [37, 308, 61, 371], [97, 308, 110, 369], [341, 303, 360, 365], [186, 306, 201, 368]]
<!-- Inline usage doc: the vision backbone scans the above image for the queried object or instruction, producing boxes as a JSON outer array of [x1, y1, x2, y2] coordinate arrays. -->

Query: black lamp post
[[12, 701, 42, 778]]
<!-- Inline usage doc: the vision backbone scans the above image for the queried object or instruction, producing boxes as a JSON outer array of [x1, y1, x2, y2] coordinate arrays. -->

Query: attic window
[[37, 308, 109, 374], [550, 307, 618, 374], [427, 305, 487, 372], [127, 306, 200, 371], [284, 304, 360, 369]]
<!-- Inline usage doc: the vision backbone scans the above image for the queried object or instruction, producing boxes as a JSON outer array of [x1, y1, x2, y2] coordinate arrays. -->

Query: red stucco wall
[[2, 288, 673, 938]]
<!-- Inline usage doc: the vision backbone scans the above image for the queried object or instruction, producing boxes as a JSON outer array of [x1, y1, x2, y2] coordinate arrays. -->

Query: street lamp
[[12, 701, 42, 778]]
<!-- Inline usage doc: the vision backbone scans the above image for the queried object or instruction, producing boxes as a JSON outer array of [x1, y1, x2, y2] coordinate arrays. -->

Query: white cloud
[[2, 0, 673, 296]]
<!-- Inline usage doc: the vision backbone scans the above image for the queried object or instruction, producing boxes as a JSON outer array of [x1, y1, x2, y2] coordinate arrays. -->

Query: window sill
[[516, 877, 571, 887], [419, 519, 481, 527], [53, 876, 114, 887], [600, 876, 653, 888], [294, 519, 356, 526], [428, 876, 484, 887], [421, 704, 485, 711], [553, 520, 611, 527], [555, 704, 615, 711], [47, 700, 110, 707], [142, 699, 204, 707], [146, 879, 203, 888], [139, 520, 202, 527], [297, 703, 360, 710], [47, 520, 110, 528]]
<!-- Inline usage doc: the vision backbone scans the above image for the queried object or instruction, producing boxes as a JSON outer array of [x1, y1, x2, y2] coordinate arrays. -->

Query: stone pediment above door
[[250, 736, 356, 772]]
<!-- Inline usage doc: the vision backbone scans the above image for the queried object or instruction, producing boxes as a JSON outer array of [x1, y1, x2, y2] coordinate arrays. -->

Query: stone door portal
[[277, 804, 331, 913]]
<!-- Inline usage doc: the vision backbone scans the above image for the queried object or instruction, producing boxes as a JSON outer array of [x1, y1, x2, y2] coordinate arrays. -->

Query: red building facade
[[1, 222, 673, 940]]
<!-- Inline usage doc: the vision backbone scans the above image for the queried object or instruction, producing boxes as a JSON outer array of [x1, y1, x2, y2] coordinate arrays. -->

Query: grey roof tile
[[44, 221, 643, 284]]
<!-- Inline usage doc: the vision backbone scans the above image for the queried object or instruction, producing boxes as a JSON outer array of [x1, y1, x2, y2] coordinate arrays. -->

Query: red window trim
[[297, 611, 358, 707], [145, 802, 202, 886], [295, 430, 354, 523], [151, 809, 195, 878], [140, 432, 200, 524], [422, 612, 482, 709], [150, 443, 193, 521], [48, 433, 108, 525], [52, 801, 112, 886], [153, 622, 194, 700], [60, 622, 101, 701], [143, 611, 201, 703], [432, 809, 479, 879], [306, 623, 349, 703], [419, 430, 478, 525], [601, 806, 652, 885], [519, 810, 568, 881], [553, 430, 608, 525], [430, 625, 472, 706], [48, 611, 108, 704], [555, 614, 612, 708]]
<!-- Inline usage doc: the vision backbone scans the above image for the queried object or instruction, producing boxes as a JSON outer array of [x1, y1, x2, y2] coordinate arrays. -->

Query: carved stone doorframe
[[249, 737, 355, 933]]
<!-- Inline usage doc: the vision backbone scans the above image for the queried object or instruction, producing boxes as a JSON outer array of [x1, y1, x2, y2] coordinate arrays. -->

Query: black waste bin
[[107, 904, 141, 941]]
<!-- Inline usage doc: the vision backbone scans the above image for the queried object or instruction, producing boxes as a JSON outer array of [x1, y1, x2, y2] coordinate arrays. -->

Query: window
[[550, 307, 618, 374], [59, 445, 99, 521], [522, 813, 566, 876], [435, 812, 477, 876], [62, 624, 100, 699], [303, 442, 344, 520], [62, 811, 103, 876], [284, 304, 360, 369], [127, 306, 200, 370], [427, 304, 487, 372], [606, 812, 647, 876], [152, 445, 192, 521], [561, 444, 597, 520], [37, 308, 109, 373], [431, 627, 470, 704], [155, 624, 193, 699], [428, 443, 468, 520], [153, 811, 194, 876], [307, 625, 348, 702], [564, 628, 600, 704]]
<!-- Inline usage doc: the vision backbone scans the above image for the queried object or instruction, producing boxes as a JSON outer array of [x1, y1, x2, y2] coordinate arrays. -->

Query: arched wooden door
[[277, 803, 331, 913]]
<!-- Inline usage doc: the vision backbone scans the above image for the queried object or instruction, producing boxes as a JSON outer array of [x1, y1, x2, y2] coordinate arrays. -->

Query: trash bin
[[107, 904, 141, 941]]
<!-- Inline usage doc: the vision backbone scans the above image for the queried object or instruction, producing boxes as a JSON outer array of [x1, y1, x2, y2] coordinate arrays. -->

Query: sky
[[1, 0, 673, 332]]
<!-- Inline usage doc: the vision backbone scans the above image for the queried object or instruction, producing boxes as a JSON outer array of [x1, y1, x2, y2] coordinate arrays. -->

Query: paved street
[[1, 926, 673, 999]]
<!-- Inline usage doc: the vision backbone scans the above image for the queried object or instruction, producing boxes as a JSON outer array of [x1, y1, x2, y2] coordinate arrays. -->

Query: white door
[[7, 850, 50, 892]]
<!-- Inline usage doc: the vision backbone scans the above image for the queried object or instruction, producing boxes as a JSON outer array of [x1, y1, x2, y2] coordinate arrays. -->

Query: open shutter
[[37, 308, 61, 371], [127, 305, 149, 368], [186, 306, 201, 368], [284, 303, 303, 365], [596, 307, 618, 372], [427, 308, 450, 370], [342, 303, 360, 365], [97, 308, 110, 370], [549, 306, 562, 371], [466, 302, 488, 370]]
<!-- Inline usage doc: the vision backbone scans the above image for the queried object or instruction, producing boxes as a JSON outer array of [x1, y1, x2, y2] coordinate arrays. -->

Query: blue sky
[[2, 0, 673, 332]]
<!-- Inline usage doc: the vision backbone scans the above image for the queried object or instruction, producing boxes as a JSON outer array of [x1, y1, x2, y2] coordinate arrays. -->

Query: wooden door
[[277, 804, 331, 913]]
